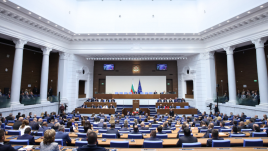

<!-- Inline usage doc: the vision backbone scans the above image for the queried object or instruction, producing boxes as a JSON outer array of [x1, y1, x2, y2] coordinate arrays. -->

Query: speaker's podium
[[133, 100, 139, 111], [122, 100, 150, 115]]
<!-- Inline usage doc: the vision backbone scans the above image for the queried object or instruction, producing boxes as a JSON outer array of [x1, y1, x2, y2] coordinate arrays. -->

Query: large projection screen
[[106, 76, 166, 94]]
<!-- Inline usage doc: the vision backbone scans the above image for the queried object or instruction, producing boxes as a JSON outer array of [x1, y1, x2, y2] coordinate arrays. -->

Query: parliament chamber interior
[[0, 0, 268, 150]]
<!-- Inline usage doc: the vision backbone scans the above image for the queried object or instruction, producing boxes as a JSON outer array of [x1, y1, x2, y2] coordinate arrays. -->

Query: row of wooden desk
[[93, 94, 178, 99], [75, 108, 115, 114]]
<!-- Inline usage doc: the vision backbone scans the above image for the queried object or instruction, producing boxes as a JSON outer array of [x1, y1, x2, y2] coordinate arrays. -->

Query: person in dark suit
[[157, 98, 162, 103], [214, 104, 219, 114], [55, 125, 71, 146], [81, 103, 87, 108], [152, 119, 158, 124], [169, 109, 174, 117], [111, 98, 116, 102], [77, 132, 106, 151], [198, 121, 208, 132], [17, 127, 35, 145], [176, 128, 198, 147], [154, 90, 157, 94], [169, 98, 173, 103], [91, 104, 96, 108], [13, 117, 23, 129], [105, 99, 110, 102], [174, 97, 178, 103], [139, 122, 149, 130], [181, 98, 186, 102], [106, 123, 120, 138], [114, 120, 121, 127], [248, 118, 255, 130], [0, 130, 16, 151], [144, 130, 161, 141], [223, 114, 228, 120], [109, 104, 114, 109], [157, 125, 166, 134], [30, 118, 39, 130], [48, 86, 53, 96], [237, 121, 247, 131], [33, 86, 38, 95], [38, 122, 49, 133], [203, 123, 214, 138], [219, 121, 228, 131], [130, 125, 142, 135], [16, 112, 21, 120], [5, 113, 13, 122], [163, 98, 168, 103], [159, 104, 164, 109], [170, 104, 176, 109], [119, 123, 130, 132], [163, 122, 170, 130], [206, 129, 224, 147]]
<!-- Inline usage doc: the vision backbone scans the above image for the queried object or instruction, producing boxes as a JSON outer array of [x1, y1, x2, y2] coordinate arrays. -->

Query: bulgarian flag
[[131, 83, 135, 94]]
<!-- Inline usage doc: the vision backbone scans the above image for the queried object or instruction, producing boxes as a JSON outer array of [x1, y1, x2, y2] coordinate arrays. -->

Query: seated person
[[250, 124, 261, 137], [39, 122, 49, 133], [94, 98, 99, 102], [169, 98, 173, 103], [170, 104, 176, 109], [203, 123, 214, 138], [164, 104, 169, 109], [174, 97, 178, 102], [106, 123, 120, 138], [119, 123, 130, 132], [115, 120, 121, 127], [206, 129, 224, 147], [104, 116, 109, 122], [81, 103, 87, 108], [109, 104, 114, 109], [96, 104, 102, 109], [97, 119, 104, 127], [144, 130, 161, 141], [163, 122, 170, 130], [163, 98, 168, 103], [100, 98, 105, 102], [148, 123, 152, 128], [157, 98, 162, 103], [111, 98, 116, 102], [86, 98, 91, 102], [159, 104, 164, 109], [219, 121, 227, 131], [176, 128, 197, 147], [102, 104, 108, 109], [181, 98, 186, 102], [102, 123, 107, 129], [157, 125, 166, 134], [152, 119, 158, 124], [130, 125, 142, 134], [199, 121, 208, 132], [78, 132, 105, 151], [17, 127, 35, 145], [0, 129, 16, 151], [105, 99, 110, 102], [90, 104, 95, 108], [232, 126, 243, 134], [139, 122, 149, 130], [223, 114, 228, 120], [55, 125, 71, 146]]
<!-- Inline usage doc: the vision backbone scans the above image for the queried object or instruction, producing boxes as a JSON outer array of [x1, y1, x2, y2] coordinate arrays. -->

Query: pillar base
[[226, 100, 236, 105], [41, 99, 50, 104], [10, 102, 24, 108], [255, 103, 268, 108]]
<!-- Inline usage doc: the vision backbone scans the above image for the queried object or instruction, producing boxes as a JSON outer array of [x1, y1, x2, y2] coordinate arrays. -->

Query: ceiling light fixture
[[17, 7, 20, 9], [227, 20, 229, 22], [107, 33, 108, 35], [237, 16, 239, 18], [116, 33, 118, 35], [174, 33, 176, 35], [3, 0, 6, 2], [260, 6, 263, 8], [145, 33, 147, 35], [155, 33, 156, 35], [126, 33, 128, 35], [55, 25, 57, 27], [248, 11, 250, 13], [47, 21, 50, 23], [211, 28, 213, 29], [164, 33, 166, 35], [88, 34, 90, 35], [62, 28, 64, 30], [219, 24, 221, 26], [97, 34, 99, 35], [74, 34, 76, 35], [29, 12, 31, 14], [136, 33, 137, 35], [39, 17, 41, 19]]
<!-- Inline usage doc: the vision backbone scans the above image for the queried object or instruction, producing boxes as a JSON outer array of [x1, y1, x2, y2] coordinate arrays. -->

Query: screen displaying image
[[104, 64, 114, 70], [157, 64, 167, 70]]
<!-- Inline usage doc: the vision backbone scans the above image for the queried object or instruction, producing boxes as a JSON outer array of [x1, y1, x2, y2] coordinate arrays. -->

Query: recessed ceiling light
[[17, 7, 20, 9], [219, 24, 221, 26], [126, 33, 128, 35], [68, 31, 70, 33], [260, 6, 263, 8], [55, 25, 57, 27], [3, 0, 7, 2], [107, 33, 108, 35], [248, 11, 250, 13], [237, 16, 239, 18], [145, 33, 147, 35], [205, 31, 206, 32], [211, 28, 213, 29], [78, 34, 80, 35], [116, 33, 118, 35], [135, 33, 137, 35], [39, 17, 41, 19], [97, 34, 99, 35], [62, 28, 64, 30], [193, 33, 195, 35], [155, 33, 156, 35], [174, 33, 176, 35], [227, 20, 229, 22], [88, 34, 90, 35], [47, 21, 50, 23], [29, 12, 31, 14], [74, 34, 76, 35], [184, 33, 185, 35]]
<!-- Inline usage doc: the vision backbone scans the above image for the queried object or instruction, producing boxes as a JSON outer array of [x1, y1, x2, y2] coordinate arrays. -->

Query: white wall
[[106, 76, 166, 94]]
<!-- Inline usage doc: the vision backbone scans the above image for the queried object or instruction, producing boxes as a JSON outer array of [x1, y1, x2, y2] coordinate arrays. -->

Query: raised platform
[[155, 102, 189, 108], [84, 102, 117, 107], [157, 108, 198, 114], [93, 94, 178, 99], [75, 108, 115, 114]]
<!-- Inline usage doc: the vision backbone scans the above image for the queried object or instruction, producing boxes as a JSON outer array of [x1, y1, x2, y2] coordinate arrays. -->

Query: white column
[[40, 47, 52, 103], [224, 46, 236, 104], [252, 38, 268, 106], [10, 39, 27, 106], [57, 52, 69, 103], [202, 51, 216, 101]]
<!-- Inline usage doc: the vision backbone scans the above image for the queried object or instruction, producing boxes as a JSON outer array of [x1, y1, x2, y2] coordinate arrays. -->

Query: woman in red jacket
[[164, 104, 169, 109]]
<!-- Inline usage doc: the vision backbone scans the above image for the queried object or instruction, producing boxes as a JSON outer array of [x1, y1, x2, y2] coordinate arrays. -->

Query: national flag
[[138, 80, 142, 94], [131, 83, 135, 94]]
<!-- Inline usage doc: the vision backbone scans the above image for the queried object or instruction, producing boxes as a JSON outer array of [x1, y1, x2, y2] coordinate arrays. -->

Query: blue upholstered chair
[[200, 129, 208, 133], [119, 92, 123, 94], [182, 142, 201, 148], [75, 141, 87, 147], [176, 106, 181, 109], [124, 92, 128, 94], [143, 141, 163, 148], [139, 130, 150, 133], [213, 126, 221, 130], [252, 132, 267, 137], [98, 129, 107, 133], [54, 139, 63, 146], [5, 126, 13, 129], [178, 133, 193, 138], [243, 139, 263, 147], [212, 140, 230, 147], [115, 92, 118, 94], [128, 134, 143, 139], [229, 134, 246, 137], [184, 106, 189, 109], [102, 134, 117, 138], [241, 129, 253, 132], [9, 139, 29, 145], [7, 130, 21, 135], [156, 134, 168, 139], [64, 128, 70, 132], [78, 129, 84, 133], [220, 129, 232, 132], [162, 130, 172, 133], [77, 133, 87, 138], [110, 141, 129, 148]]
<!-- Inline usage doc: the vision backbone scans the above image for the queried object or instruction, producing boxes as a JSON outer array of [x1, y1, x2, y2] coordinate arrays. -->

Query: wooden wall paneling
[[166, 79, 173, 92], [215, 52, 228, 96], [186, 80, 193, 95], [48, 53, 59, 96], [93, 61, 178, 94], [98, 79, 105, 94]]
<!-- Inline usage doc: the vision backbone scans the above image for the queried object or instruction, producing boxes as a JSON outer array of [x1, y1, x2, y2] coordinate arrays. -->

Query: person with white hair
[[97, 119, 104, 127]]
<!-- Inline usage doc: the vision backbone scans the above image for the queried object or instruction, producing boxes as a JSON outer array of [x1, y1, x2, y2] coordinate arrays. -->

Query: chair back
[[156, 134, 168, 139], [78, 129, 84, 133], [200, 129, 208, 133], [102, 134, 117, 138], [98, 129, 107, 133], [220, 129, 232, 132], [1, 123, 5, 129], [243, 139, 263, 147], [9, 139, 29, 145], [128, 134, 143, 139], [162, 130, 172, 133], [7, 130, 21, 135], [75, 141, 88, 147], [176, 106, 181, 109], [139, 130, 150, 133], [143, 141, 163, 148], [64, 128, 70, 132], [152, 124, 160, 128], [184, 106, 189, 109], [213, 126, 221, 129], [230, 134, 246, 137], [54, 139, 63, 146], [178, 133, 193, 138], [110, 141, 129, 148], [115, 92, 118, 94], [119, 131, 130, 133], [36, 131, 44, 136], [77, 133, 87, 138], [182, 142, 201, 148], [5, 126, 13, 129], [8, 120, 15, 123], [212, 140, 230, 147], [252, 132, 267, 137], [241, 129, 253, 132]]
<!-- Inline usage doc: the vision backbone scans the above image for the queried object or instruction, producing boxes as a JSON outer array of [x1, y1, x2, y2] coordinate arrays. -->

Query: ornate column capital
[[59, 52, 70, 60], [252, 38, 268, 49], [12, 39, 27, 49], [41, 47, 52, 55], [224, 46, 236, 55], [200, 51, 215, 60]]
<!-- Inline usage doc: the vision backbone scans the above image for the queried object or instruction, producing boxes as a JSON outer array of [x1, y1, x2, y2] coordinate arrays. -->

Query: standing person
[[169, 109, 174, 117], [48, 86, 53, 97], [59, 104, 65, 114], [214, 104, 219, 113], [33, 86, 38, 95]]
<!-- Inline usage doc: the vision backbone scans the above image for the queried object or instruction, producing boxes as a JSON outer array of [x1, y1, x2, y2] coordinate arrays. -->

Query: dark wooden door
[[98, 79, 105, 94], [166, 79, 173, 93]]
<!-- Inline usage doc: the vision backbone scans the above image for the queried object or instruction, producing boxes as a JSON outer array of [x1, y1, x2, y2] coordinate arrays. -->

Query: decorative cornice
[[59, 52, 70, 60], [224, 46, 236, 55], [200, 51, 215, 60], [41, 47, 52, 55], [12, 38, 27, 49], [252, 38, 268, 49], [85, 55, 187, 60]]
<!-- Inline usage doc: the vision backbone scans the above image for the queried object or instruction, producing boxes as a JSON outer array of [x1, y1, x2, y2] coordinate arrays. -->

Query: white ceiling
[[8, 0, 268, 33]]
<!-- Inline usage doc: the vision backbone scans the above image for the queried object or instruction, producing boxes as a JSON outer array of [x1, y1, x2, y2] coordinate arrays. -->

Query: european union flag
[[138, 80, 142, 94]]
